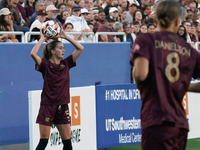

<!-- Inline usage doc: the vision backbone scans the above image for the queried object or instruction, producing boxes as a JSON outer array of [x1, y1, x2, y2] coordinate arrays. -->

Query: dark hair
[[147, 23, 156, 29], [0, 15, 9, 31], [104, 4, 113, 16], [156, 0, 181, 28], [42, 41, 62, 60], [177, 25, 187, 41], [87, 20, 94, 26], [140, 24, 147, 28], [133, 9, 142, 21], [64, 22, 74, 29], [182, 20, 191, 26], [56, 3, 66, 9], [26, 0, 36, 8]]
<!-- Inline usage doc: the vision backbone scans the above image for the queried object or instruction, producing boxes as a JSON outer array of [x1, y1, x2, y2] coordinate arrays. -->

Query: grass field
[[99, 138, 200, 150]]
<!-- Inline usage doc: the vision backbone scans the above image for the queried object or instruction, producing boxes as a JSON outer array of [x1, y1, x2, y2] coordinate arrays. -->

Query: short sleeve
[[130, 34, 151, 66], [63, 54, 76, 69], [192, 51, 200, 79], [35, 59, 47, 73]]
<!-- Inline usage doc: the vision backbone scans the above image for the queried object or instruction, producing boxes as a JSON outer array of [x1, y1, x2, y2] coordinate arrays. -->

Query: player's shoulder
[[135, 33, 154, 45]]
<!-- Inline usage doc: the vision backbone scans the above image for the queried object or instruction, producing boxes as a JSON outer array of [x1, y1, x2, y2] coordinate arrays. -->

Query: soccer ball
[[42, 20, 60, 39]]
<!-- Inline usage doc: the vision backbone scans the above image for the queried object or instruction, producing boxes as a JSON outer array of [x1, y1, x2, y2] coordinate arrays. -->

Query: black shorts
[[142, 125, 188, 150], [36, 104, 70, 126]]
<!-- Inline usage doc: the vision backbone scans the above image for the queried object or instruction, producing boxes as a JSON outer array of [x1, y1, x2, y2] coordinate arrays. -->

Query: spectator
[[124, 0, 138, 24], [138, 23, 147, 35], [12, 0, 29, 39], [122, 20, 133, 47], [29, 0, 45, 27], [56, 0, 64, 5], [101, 0, 112, 9], [140, 0, 149, 11], [109, 7, 119, 21], [186, 13, 193, 23], [132, 20, 140, 35], [121, 8, 127, 22], [195, 21, 200, 40], [25, 0, 36, 20], [65, 4, 92, 41], [120, 0, 128, 10], [0, 34, 12, 42], [177, 24, 187, 41], [77, 0, 85, 8], [0, 8, 19, 42], [113, 21, 123, 42], [65, 0, 74, 14], [84, 0, 93, 9], [93, 10, 105, 33], [97, 15, 118, 42], [0, 0, 12, 9], [17, 0, 29, 26], [64, 22, 82, 41], [56, 3, 67, 24], [130, 23, 136, 41], [60, 8, 70, 25], [182, 20, 192, 42], [81, 8, 89, 20], [84, 0, 92, 9], [133, 9, 143, 25], [29, 9, 47, 42], [45, 4, 59, 21], [188, 0, 197, 13], [86, 9, 94, 23], [190, 23, 199, 42], [112, 0, 118, 6], [143, 4, 151, 20], [147, 23, 155, 33], [91, 7, 99, 22]]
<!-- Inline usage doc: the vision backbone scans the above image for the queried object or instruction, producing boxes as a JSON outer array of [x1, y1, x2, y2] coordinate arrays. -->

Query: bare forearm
[[30, 37, 45, 56]]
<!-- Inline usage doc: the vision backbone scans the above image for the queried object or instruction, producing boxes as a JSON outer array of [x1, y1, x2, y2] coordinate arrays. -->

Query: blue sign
[[96, 84, 142, 149]]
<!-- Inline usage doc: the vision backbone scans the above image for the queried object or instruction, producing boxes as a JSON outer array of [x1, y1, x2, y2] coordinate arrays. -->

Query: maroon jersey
[[36, 55, 76, 105], [130, 31, 200, 131]]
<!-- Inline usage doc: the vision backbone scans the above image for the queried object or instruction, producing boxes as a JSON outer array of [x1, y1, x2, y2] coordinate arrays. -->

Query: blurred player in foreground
[[30, 28, 84, 150], [130, 0, 200, 149]]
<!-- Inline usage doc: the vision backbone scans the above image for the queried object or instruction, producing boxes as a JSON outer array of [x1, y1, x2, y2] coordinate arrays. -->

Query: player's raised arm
[[58, 28, 84, 63], [30, 35, 46, 66]]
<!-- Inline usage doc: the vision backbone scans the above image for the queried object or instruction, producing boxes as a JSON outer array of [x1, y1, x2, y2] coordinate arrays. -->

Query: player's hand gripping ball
[[42, 20, 60, 39]]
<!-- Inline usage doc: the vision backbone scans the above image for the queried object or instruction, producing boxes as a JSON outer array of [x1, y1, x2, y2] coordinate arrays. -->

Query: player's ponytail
[[42, 40, 61, 60], [156, 0, 181, 28]]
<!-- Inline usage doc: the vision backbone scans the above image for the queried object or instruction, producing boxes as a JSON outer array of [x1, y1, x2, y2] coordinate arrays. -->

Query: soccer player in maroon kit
[[30, 28, 84, 150], [130, 0, 200, 150]]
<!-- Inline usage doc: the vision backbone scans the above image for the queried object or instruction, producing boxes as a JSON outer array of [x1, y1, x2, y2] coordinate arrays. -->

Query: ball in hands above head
[[42, 20, 61, 39]]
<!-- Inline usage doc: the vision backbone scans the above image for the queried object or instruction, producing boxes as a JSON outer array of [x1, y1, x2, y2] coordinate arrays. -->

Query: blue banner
[[96, 84, 142, 149]]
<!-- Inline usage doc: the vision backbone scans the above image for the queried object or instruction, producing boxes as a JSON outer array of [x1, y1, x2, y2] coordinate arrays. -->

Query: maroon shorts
[[142, 125, 188, 150], [36, 104, 70, 126]]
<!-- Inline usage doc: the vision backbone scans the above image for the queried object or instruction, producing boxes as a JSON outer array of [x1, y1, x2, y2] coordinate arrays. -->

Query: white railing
[[0, 31, 25, 43], [60, 32, 95, 43], [95, 32, 126, 42], [25, 32, 40, 43], [0, 31, 129, 43]]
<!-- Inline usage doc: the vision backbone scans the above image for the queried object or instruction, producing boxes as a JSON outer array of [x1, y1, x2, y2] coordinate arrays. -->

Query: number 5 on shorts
[[165, 52, 180, 83]]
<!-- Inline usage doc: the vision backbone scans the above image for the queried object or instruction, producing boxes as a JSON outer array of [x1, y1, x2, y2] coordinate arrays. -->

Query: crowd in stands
[[0, 0, 200, 45]]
